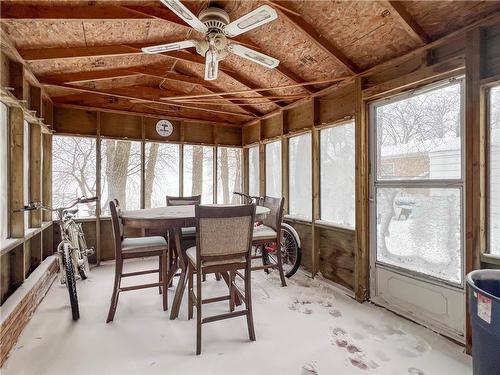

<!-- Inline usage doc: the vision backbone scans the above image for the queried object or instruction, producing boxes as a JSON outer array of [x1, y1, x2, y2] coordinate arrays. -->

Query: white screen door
[[369, 78, 466, 342]]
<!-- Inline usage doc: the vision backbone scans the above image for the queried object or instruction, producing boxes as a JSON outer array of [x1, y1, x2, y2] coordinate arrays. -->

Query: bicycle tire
[[262, 226, 302, 278], [62, 244, 80, 320]]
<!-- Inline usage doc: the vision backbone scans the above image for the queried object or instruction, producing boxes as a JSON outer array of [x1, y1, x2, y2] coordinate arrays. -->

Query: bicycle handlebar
[[16, 196, 99, 212]]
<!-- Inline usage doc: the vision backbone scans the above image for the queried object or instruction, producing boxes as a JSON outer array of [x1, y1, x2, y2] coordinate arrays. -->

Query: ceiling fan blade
[[223, 5, 278, 37], [142, 40, 197, 54], [205, 49, 219, 81], [228, 43, 279, 69], [159, 0, 208, 33]]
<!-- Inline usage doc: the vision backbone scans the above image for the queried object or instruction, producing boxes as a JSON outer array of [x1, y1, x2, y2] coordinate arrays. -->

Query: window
[[183, 145, 214, 204], [101, 139, 141, 214], [320, 122, 355, 227], [489, 85, 500, 256], [373, 79, 464, 284], [0, 103, 8, 240], [248, 146, 259, 197], [265, 141, 281, 197], [23, 120, 29, 229], [217, 147, 242, 204], [289, 133, 312, 219], [145, 142, 180, 208], [52, 136, 97, 218]]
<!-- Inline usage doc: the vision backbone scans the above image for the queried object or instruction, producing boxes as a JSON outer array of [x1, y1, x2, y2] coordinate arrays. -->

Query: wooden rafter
[[40, 81, 255, 120], [385, 1, 431, 44], [268, 1, 360, 74]]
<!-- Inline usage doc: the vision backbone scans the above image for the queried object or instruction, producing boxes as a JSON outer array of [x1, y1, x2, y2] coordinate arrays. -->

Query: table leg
[[170, 228, 187, 320]]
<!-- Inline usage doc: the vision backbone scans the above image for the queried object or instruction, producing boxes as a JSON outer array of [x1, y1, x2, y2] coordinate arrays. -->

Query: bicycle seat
[[63, 208, 79, 217]]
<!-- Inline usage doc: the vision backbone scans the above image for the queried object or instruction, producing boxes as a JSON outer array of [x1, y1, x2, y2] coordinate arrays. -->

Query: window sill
[[0, 222, 54, 256], [284, 215, 312, 225], [481, 253, 500, 266], [314, 220, 355, 232]]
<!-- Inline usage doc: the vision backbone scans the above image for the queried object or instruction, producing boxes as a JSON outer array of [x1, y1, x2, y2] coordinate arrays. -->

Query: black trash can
[[466, 269, 500, 375]]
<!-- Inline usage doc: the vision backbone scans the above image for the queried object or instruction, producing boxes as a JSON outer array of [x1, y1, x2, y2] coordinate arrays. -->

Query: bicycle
[[19, 196, 98, 320], [233, 192, 302, 278]]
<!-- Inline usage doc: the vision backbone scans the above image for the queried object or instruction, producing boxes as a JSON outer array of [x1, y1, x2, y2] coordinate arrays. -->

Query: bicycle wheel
[[262, 226, 302, 278], [62, 244, 80, 320]]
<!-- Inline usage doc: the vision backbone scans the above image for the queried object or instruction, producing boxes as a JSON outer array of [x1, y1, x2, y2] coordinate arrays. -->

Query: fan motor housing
[[199, 7, 230, 33]]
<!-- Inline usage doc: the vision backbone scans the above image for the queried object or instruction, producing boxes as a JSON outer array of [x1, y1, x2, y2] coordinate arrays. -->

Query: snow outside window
[[217, 147, 242, 204], [489, 85, 500, 256], [183, 145, 213, 204], [289, 133, 312, 220], [320, 122, 355, 227], [145, 142, 179, 208], [248, 146, 259, 197], [101, 139, 141, 214], [373, 80, 464, 284], [0, 103, 8, 240], [52, 136, 97, 218], [265, 141, 281, 198]]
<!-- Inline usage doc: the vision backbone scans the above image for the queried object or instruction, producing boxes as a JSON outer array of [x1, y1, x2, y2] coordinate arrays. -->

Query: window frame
[[0, 102, 9, 240], [486, 83, 500, 259], [287, 131, 312, 221], [369, 77, 466, 288], [319, 120, 356, 229]]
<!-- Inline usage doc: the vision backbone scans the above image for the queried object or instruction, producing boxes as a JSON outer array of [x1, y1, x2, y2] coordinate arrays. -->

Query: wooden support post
[[281, 137, 289, 214], [95, 112, 101, 265], [42, 133, 52, 222], [354, 76, 370, 302], [243, 147, 249, 195], [29, 86, 42, 118], [140, 117, 146, 210], [29, 123, 42, 228], [9, 107, 25, 238], [259, 142, 265, 197], [311, 128, 321, 276], [465, 28, 486, 353], [9, 61, 23, 101]]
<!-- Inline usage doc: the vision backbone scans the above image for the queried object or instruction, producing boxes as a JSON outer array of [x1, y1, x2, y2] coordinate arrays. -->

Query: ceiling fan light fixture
[[205, 49, 219, 81]]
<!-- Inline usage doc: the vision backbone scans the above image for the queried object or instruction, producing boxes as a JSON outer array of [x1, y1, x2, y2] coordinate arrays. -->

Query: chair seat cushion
[[186, 247, 246, 267], [122, 236, 168, 253], [252, 225, 277, 241], [181, 227, 196, 237]]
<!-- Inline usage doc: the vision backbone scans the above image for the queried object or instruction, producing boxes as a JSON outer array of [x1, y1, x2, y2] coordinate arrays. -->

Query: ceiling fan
[[142, 0, 280, 81]]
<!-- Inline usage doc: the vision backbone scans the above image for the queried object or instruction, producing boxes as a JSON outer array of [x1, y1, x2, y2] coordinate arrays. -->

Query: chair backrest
[[261, 196, 285, 232], [195, 204, 256, 266], [166, 195, 201, 206], [109, 200, 123, 259]]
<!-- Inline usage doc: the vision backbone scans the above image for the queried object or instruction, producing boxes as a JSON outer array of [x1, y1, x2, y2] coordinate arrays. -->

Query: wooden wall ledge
[[0, 222, 52, 256]]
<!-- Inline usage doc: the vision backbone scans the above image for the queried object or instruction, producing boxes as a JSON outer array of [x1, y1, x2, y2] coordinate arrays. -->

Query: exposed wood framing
[[9, 107, 25, 238], [269, 1, 360, 74], [385, 1, 431, 44], [29, 122, 42, 228]]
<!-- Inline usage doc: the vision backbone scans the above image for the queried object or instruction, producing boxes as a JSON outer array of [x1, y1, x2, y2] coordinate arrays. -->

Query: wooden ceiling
[[2, 0, 500, 125]]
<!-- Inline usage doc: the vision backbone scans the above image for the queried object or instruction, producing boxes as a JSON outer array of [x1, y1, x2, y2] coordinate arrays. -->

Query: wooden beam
[[40, 81, 254, 119], [269, 1, 360, 74], [29, 123, 42, 228], [465, 27, 486, 353], [385, 1, 431, 44], [354, 76, 369, 302], [9, 107, 25, 238]]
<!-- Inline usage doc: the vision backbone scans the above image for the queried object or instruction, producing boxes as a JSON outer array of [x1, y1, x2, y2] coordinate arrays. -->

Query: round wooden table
[[121, 205, 270, 319]]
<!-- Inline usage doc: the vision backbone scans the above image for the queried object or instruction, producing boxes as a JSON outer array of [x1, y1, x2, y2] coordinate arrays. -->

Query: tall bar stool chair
[[186, 204, 257, 355], [251, 196, 287, 287], [106, 199, 169, 323]]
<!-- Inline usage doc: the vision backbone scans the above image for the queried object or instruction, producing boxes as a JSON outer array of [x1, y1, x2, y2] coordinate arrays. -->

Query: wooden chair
[[166, 194, 201, 239], [187, 204, 256, 355], [106, 199, 169, 323], [251, 196, 287, 287]]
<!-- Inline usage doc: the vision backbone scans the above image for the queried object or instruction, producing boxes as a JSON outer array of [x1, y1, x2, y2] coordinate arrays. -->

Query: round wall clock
[[155, 120, 173, 137]]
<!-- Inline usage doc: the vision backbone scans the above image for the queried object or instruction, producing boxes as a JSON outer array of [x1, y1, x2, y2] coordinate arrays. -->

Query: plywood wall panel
[[182, 122, 214, 144], [316, 85, 355, 126], [319, 227, 355, 290], [53, 107, 97, 135], [285, 100, 314, 133], [262, 115, 282, 140], [218, 126, 242, 146], [243, 122, 260, 146], [100, 112, 142, 139]]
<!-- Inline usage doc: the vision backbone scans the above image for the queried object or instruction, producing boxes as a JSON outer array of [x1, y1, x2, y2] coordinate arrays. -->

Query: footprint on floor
[[346, 344, 362, 353], [301, 361, 319, 375], [408, 368, 425, 375], [349, 357, 368, 370], [331, 327, 347, 336], [328, 309, 342, 318], [335, 339, 348, 348]]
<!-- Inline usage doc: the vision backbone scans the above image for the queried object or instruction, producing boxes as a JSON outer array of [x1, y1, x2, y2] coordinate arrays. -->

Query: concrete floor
[[2, 259, 471, 375]]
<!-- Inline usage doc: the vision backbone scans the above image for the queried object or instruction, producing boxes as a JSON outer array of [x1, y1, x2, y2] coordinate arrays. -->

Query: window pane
[[101, 139, 141, 214], [320, 122, 355, 227], [145, 142, 179, 208], [248, 146, 259, 197], [23, 121, 29, 228], [52, 136, 97, 218], [376, 82, 462, 180], [489, 86, 500, 256], [376, 187, 462, 284], [217, 147, 242, 204], [265, 141, 281, 197], [289, 133, 312, 219], [183, 145, 213, 204], [0, 103, 8, 240]]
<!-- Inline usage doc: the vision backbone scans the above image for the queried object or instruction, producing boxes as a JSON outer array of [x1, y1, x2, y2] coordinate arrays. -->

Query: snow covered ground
[[2, 259, 471, 375]]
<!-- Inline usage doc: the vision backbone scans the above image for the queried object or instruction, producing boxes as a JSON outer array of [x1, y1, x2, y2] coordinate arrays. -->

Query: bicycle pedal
[[85, 248, 95, 256]]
